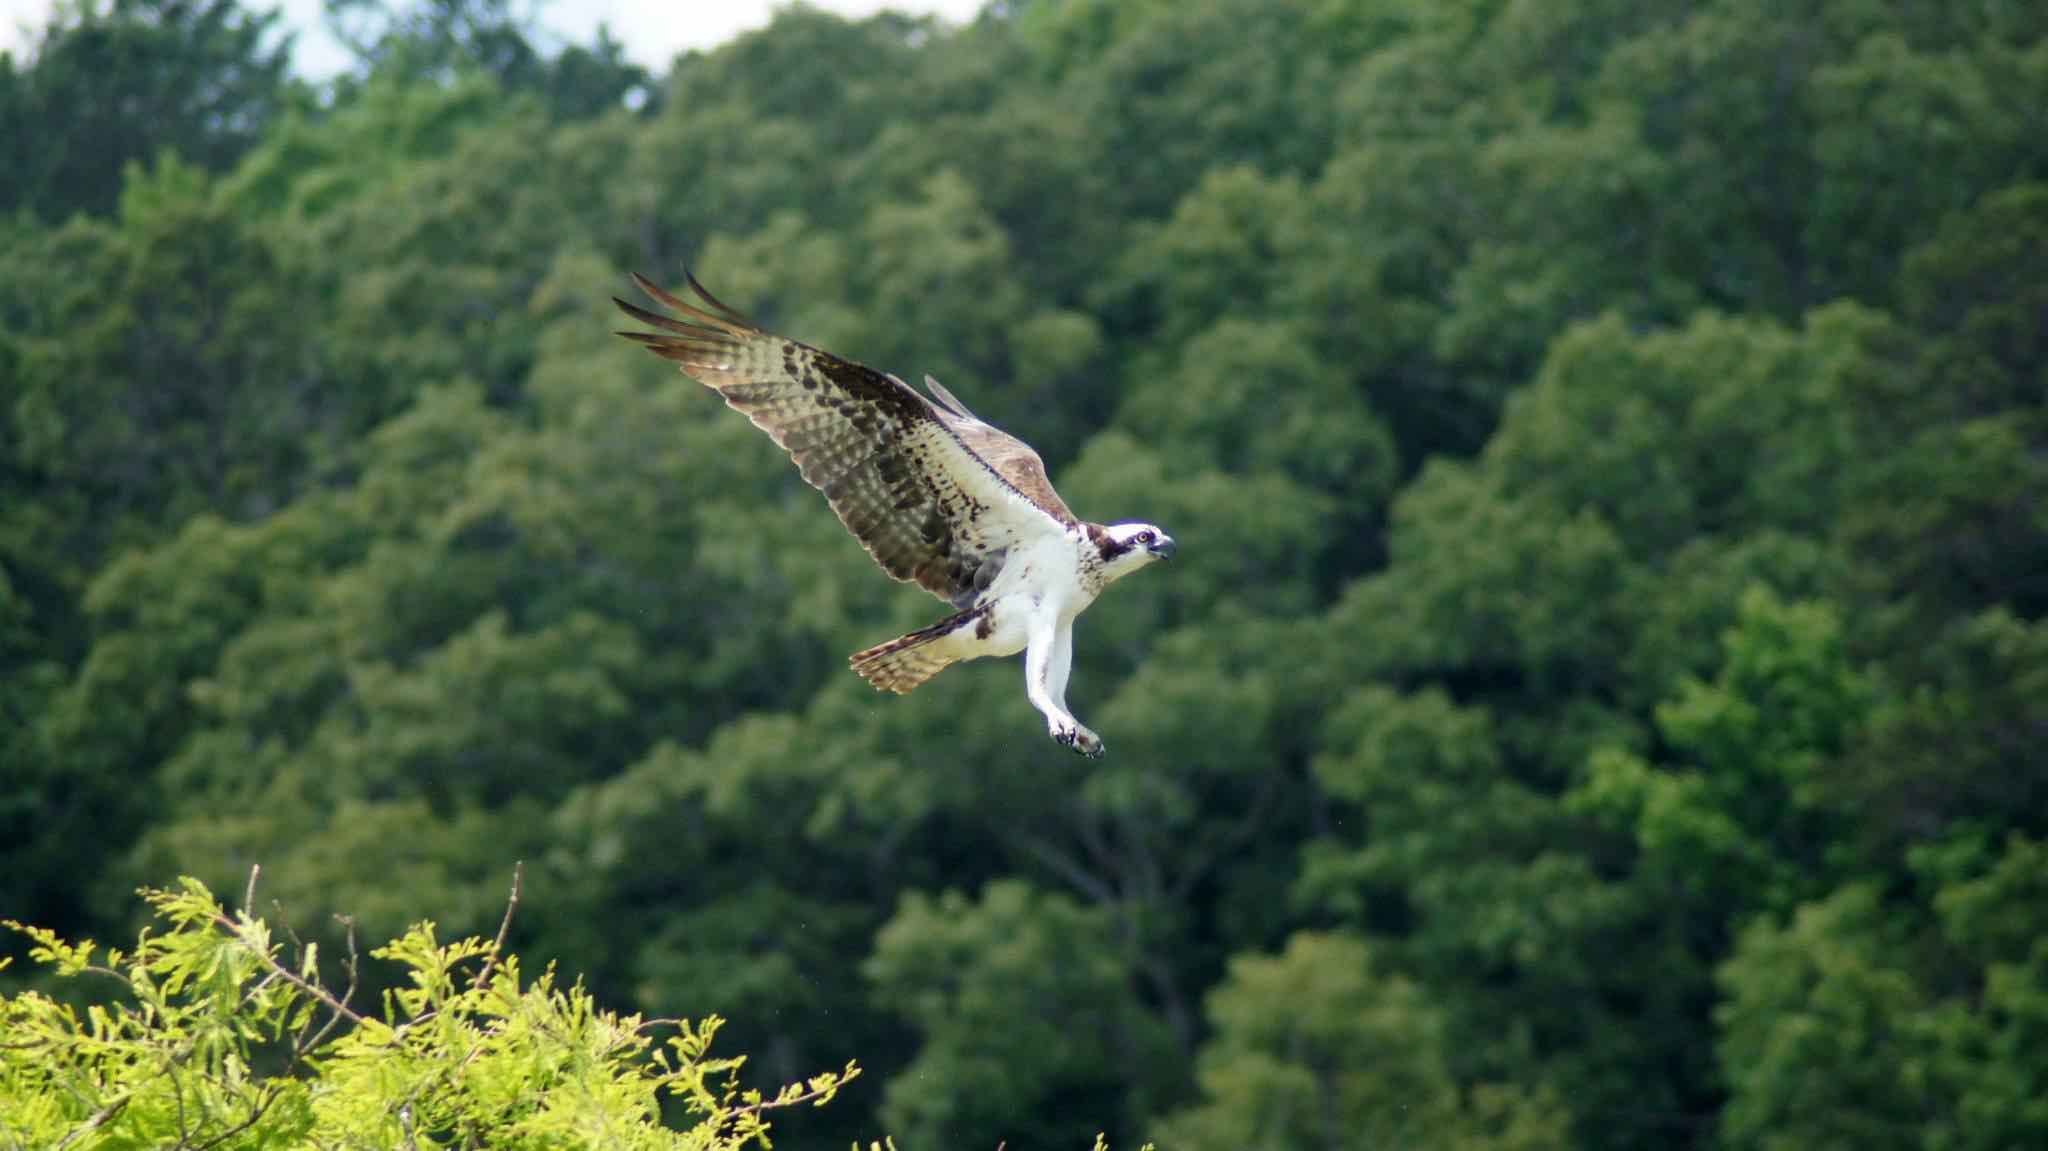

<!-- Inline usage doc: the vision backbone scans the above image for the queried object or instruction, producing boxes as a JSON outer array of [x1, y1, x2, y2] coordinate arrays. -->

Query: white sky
[[0, 0, 987, 77]]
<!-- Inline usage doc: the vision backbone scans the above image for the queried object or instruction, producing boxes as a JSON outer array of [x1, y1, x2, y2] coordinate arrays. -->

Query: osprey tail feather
[[850, 605, 990, 694]]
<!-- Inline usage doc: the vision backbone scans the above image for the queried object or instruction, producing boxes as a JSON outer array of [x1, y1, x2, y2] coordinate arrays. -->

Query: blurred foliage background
[[2, 1, 2045, 1148]]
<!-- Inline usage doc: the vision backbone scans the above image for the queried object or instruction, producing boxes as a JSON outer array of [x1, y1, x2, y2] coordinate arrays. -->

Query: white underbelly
[[958, 534, 1091, 660], [972, 601, 1033, 657]]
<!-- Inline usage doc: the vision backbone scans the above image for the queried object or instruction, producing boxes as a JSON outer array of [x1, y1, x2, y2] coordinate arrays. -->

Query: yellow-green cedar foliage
[[1, 877, 858, 1151]]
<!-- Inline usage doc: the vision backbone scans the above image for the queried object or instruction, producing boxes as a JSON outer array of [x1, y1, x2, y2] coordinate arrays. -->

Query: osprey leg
[[1026, 616, 1102, 758]]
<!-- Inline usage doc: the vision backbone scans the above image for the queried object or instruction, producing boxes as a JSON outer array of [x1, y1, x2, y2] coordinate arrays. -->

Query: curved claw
[[1051, 721, 1105, 758]]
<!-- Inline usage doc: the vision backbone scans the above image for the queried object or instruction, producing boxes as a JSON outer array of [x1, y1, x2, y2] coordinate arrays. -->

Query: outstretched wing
[[614, 273, 1069, 608], [920, 374, 1079, 527]]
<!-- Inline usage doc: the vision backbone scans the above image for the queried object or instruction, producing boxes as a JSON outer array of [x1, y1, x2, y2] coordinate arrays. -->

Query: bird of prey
[[613, 273, 1175, 758]]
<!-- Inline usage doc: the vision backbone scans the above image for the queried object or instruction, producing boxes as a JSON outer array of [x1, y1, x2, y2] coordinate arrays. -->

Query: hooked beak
[[1149, 535, 1177, 561]]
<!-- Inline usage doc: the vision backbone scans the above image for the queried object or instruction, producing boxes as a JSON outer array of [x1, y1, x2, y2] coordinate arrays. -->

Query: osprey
[[614, 273, 1174, 758]]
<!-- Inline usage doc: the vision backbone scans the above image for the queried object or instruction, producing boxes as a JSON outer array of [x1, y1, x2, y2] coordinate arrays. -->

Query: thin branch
[[301, 915, 363, 1055], [171, 1064, 193, 1149], [282, 916, 360, 1074], [271, 897, 301, 961], [1070, 803, 1124, 880], [397, 1102, 423, 1151], [1117, 804, 1165, 909], [1168, 771, 1282, 904], [285, 995, 322, 1072], [237, 969, 284, 1013], [188, 1085, 281, 1151], [80, 964, 136, 989], [1139, 949, 1198, 1058], [726, 1074, 853, 1119], [210, 912, 366, 1028], [278, 910, 323, 1071], [1004, 828, 1120, 906], [471, 861, 523, 992], [53, 1094, 130, 1150], [243, 864, 261, 918]]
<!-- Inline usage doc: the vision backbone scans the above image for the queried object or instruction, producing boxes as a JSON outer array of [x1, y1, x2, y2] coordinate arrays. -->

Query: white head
[[1093, 521, 1177, 582]]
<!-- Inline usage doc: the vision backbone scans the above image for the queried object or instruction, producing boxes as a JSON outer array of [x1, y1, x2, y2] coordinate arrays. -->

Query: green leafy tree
[[326, 0, 542, 88], [1924, 834, 2048, 1150], [1715, 884, 1946, 1151], [1, 876, 859, 1150], [1073, 0, 1339, 221], [1156, 932, 1570, 1151], [322, 0, 647, 119], [1842, 183, 2048, 639], [0, 0, 296, 220], [864, 880, 1178, 1151], [1573, 588, 1870, 917]]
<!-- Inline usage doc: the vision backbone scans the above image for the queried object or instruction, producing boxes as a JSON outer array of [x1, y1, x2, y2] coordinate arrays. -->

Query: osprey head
[[1095, 521, 1177, 579]]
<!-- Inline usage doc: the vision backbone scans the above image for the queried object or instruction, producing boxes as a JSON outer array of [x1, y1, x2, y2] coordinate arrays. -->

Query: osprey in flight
[[614, 273, 1174, 758]]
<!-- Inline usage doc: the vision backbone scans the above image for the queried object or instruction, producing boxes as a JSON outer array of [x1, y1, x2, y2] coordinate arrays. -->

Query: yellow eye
[[1136, 531, 1153, 545]]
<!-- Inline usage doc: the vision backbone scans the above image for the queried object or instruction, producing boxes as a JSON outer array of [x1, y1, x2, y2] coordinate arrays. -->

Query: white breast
[[984, 528, 1096, 617]]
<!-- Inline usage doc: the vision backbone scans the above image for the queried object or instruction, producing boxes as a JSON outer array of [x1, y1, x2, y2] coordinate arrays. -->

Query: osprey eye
[[1136, 531, 1153, 545]]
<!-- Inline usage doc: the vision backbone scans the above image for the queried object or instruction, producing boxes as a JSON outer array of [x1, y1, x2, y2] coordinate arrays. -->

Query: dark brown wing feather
[[614, 273, 1069, 607], [919, 374, 1078, 526], [949, 423, 1076, 527]]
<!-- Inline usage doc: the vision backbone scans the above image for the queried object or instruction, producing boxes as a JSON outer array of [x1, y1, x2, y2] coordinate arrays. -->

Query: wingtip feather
[[683, 269, 749, 323], [614, 297, 729, 339], [626, 269, 756, 333]]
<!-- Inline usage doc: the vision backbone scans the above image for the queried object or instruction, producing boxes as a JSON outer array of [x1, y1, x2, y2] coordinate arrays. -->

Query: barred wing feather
[[613, 273, 1072, 609]]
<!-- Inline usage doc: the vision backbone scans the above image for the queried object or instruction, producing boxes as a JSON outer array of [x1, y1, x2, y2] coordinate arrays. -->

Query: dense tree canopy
[[2, 1, 2043, 1148]]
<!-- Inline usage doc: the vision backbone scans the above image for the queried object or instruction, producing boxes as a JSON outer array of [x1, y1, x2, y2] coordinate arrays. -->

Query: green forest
[[3, 0, 2046, 1147]]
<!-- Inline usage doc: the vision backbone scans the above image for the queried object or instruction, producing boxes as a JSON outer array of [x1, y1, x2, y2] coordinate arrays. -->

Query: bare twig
[[237, 969, 283, 1010], [299, 915, 362, 1058], [243, 864, 261, 918], [471, 861, 523, 993], [282, 916, 359, 1074], [271, 898, 300, 960], [210, 913, 366, 1028]]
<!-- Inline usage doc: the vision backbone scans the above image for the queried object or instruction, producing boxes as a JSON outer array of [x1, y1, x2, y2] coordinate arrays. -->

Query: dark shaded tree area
[[2, 1, 2044, 1148], [0, 0, 296, 220]]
